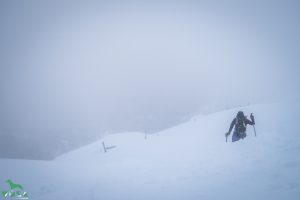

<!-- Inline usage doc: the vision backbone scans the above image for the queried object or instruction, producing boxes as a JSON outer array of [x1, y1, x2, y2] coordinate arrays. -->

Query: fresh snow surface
[[1, 103, 300, 200]]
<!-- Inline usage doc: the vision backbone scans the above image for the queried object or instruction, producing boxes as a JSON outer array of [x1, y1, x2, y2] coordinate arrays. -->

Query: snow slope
[[1, 103, 300, 200]]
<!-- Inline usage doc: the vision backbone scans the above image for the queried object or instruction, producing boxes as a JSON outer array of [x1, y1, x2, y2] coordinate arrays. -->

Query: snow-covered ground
[[1, 103, 300, 200]]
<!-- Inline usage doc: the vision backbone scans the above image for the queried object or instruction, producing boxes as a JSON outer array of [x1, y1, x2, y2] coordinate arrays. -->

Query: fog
[[0, 1, 299, 160]]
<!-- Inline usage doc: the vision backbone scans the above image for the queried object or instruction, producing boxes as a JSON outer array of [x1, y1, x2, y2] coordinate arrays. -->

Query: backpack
[[235, 116, 246, 133]]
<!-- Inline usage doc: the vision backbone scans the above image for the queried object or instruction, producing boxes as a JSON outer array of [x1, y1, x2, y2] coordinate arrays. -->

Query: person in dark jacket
[[225, 111, 255, 142]]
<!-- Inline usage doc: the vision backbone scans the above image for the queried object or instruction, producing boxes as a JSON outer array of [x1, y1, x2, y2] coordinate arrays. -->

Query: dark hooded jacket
[[228, 111, 255, 133]]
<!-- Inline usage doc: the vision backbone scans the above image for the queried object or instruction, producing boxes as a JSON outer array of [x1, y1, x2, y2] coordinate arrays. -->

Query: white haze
[[0, 0, 299, 159]]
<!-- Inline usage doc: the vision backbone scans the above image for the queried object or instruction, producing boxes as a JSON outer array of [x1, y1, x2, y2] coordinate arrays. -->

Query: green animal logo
[[1, 179, 28, 199], [6, 180, 23, 191]]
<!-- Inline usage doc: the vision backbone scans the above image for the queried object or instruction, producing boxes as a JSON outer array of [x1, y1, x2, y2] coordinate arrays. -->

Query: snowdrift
[[1, 103, 300, 200]]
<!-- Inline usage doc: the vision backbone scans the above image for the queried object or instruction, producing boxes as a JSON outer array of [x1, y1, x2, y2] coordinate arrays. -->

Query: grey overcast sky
[[0, 0, 299, 159]]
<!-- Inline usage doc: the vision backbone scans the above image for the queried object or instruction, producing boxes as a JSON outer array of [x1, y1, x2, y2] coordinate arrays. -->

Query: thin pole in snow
[[102, 141, 107, 153]]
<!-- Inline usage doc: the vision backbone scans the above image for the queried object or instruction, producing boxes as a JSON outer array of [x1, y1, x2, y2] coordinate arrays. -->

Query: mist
[[0, 0, 299, 160]]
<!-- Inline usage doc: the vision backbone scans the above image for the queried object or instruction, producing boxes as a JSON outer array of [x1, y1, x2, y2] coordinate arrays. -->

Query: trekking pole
[[253, 125, 257, 137], [225, 132, 229, 143], [250, 113, 256, 137]]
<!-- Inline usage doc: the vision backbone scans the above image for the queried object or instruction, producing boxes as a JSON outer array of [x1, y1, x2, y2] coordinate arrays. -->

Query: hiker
[[225, 111, 255, 142]]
